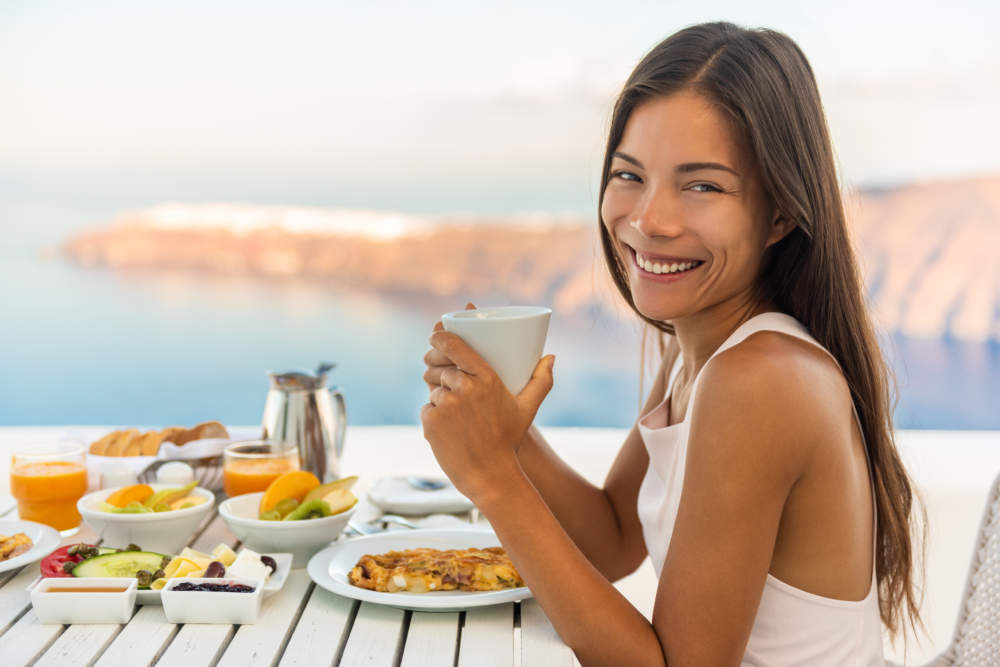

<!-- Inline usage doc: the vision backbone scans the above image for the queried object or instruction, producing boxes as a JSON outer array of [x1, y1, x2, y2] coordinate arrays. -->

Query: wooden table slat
[[278, 586, 356, 667], [0, 562, 43, 635], [521, 600, 574, 667], [338, 602, 406, 667], [0, 608, 64, 666], [95, 604, 178, 667], [399, 611, 460, 667], [154, 622, 235, 667], [34, 622, 122, 667], [458, 604, 514, 667], [217, 570, 313, 667]]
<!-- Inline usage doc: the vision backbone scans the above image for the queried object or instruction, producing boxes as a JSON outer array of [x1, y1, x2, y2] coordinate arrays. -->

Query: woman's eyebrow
[[675, 162, 740, 177], [611, 151, 643, 167]]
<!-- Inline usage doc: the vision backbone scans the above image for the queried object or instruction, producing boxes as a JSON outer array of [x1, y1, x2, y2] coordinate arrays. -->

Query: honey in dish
[[44, 586, 132, 593]]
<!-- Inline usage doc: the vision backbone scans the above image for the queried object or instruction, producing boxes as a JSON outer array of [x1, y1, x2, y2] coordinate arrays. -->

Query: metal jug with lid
[[261, 362, 346, 482]]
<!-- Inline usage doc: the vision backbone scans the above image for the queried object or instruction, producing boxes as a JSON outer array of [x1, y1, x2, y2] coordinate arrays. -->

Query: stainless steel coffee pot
[[261, 362, 346, 482]]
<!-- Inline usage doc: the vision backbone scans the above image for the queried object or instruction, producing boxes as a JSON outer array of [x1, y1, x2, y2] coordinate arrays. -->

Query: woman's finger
[[439, 366, 467, 392], [428, 385, 452, 408], [429, 331, 491, 377], [424, 347, 453, 367]]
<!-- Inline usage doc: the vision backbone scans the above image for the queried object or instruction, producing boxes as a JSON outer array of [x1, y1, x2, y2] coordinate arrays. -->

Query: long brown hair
[[599, 22, 924, 639]]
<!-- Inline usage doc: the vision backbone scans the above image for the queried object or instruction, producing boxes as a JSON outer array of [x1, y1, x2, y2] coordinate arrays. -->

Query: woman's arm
[[513, 339, 676, 580], [422, 332, 810, 666], [424, 318, 676, 580]]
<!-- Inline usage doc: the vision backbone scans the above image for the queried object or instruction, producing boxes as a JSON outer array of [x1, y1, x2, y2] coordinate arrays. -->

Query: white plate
[[0, 519, 61, 574], [135, 552, 292, 605], [367, 476, 474, 515], [307, 529, 531, 612]]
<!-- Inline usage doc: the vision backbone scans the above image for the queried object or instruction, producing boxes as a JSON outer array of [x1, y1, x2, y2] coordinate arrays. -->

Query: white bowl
[[218, 492, 355, 567], [78, 483, 215, 554], [31, 577, 137, 624], [161, 577, 263, 624]]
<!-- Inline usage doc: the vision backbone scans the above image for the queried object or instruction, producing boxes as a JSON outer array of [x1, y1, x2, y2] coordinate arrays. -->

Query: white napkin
[[367, 476, 474, 515]]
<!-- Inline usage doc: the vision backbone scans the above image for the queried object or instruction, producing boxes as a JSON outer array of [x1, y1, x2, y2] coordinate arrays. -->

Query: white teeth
[[636, 254, 701, 274]]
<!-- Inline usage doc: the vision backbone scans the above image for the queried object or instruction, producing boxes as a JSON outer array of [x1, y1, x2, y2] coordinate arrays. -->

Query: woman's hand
[[420, 325, 555, 504]]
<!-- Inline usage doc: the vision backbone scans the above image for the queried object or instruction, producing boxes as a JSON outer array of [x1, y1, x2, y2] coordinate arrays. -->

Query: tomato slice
[[39, 544, 96, 578]]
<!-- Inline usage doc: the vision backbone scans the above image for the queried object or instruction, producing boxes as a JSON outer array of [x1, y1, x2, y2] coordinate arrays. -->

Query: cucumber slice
[[72, 551, 167, 584]]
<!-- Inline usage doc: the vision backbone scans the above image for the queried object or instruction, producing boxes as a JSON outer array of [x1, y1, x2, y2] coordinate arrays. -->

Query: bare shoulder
[[690, 330, 853, 474]]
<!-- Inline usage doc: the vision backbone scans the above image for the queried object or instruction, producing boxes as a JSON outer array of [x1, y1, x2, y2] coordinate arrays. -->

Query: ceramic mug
[[441, 306, 551, 394]]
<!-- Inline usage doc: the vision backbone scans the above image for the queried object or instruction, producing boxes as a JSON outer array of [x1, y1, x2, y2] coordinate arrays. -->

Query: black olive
[[161, 555, 171, 570], [126, 543, 142, 552], [152, 569, 166, 581], [135, 570, 153, 587], [260, 555, 277, 574], [204, 561, 225, 578]]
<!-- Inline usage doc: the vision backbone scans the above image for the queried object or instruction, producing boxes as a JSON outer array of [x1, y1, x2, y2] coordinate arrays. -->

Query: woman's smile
[[626, 245, 706, 281]]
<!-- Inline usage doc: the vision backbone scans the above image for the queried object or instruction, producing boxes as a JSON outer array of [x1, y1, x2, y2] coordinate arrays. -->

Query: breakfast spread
[[256, 471, 358, 521], [0, 533, 33, 561], [348, 546, 523, 593], [88, 421, 229, 457], [96, 482, 207, 514]]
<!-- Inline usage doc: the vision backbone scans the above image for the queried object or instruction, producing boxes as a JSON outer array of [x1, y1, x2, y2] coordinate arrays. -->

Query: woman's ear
[[765, 211, 796, 248]]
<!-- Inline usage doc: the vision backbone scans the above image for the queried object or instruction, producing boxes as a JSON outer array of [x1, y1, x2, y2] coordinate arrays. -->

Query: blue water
[[1, 176, 998, 429]]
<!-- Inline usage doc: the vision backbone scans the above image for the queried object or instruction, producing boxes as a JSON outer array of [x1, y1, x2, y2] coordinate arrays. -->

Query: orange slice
[[105, 483, 154, 508], [259, 470, 320, 513]]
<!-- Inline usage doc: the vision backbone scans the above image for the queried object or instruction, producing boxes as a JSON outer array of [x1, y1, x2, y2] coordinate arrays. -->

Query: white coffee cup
[[441, 306, 552, 394]]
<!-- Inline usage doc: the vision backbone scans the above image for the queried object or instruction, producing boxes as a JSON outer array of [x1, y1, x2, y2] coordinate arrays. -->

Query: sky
[[2, 0, 1000, 214]]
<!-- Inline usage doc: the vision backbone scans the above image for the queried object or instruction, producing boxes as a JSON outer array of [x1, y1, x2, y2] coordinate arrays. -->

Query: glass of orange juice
[[222, 440, 300, 497], [10, 441, 88, 534]]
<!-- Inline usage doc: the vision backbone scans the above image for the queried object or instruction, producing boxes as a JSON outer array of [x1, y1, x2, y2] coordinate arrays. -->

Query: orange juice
[[10, 461, 88, 530], [223, 458, 298, 497]]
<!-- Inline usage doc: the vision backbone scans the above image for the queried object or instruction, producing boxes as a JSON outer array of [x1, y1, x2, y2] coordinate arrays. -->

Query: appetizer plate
[[0, 519, 61, 574], [307, 529, 532, 612], [135, 552, 292, 604]]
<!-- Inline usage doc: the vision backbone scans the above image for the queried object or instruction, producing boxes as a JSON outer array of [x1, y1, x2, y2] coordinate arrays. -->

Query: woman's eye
[[611, 170, 641, 183], [690, 182, 722, 193]]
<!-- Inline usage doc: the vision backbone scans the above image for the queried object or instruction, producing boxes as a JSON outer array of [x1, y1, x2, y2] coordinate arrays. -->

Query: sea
[[2, 169, 998, 430]]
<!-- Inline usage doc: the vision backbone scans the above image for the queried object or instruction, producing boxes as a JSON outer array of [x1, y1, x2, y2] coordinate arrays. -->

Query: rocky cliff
[[63, 174, 1000, 342]]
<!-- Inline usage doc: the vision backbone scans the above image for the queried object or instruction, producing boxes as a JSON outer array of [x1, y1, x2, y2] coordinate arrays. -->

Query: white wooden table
[[0, 426, 595, 667], [4, 426, 999, 665]]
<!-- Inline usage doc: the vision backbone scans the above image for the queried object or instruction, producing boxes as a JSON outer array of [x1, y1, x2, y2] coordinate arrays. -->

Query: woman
[[421, 22, 921, 666]]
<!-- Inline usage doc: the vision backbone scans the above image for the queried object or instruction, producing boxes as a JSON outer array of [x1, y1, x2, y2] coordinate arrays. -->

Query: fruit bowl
[[78, 484, 215, 554], [218, 492, 356, 566]]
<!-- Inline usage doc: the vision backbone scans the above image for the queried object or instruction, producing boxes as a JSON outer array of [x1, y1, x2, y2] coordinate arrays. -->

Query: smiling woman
[[420, 21, 922, 667]]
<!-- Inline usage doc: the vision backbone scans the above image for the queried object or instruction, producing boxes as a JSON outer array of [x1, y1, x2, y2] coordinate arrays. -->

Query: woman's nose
[[631, 187, 683, 239]]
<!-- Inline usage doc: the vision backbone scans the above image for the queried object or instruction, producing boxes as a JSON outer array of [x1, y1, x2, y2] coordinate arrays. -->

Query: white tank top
[[636, 312, 884, 666]]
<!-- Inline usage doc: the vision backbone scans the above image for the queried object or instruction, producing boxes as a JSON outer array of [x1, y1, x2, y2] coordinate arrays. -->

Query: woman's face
[[601, 90, 788, 324]]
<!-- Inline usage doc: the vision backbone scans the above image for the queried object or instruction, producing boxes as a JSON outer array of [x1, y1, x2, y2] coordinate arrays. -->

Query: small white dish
[[77, 483, 215, 555], [0, 519, 61, 574], [367, 476, 474, 515], [161, 577, 263, 624], [134, 552, 292, 605], [219, 492, 356, 567], [31, 577, 137, 624], [307, 528, 531, 612]]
